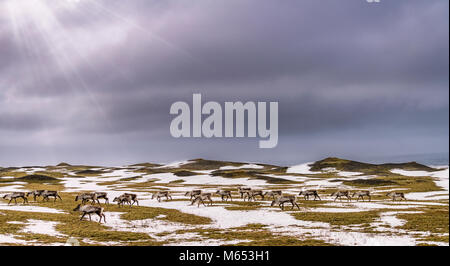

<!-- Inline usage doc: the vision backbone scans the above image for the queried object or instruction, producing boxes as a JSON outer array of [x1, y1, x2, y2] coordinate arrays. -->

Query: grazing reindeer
[[237, 187, 251, 199], [185, 190, 201, 200], [215, 190, 233, 201], [263, 191, 282, 200], [298, 190, 321, 201], [123, 193, 139, 206], [191, 193, 213, 207], [386, 192, 406, 201], [75, 193, 96, 204], [152, 191, 172, 202], [113, 194, 132, 208], [331, 190, 351, 202], [42, 190, 62, 202], [3, 192, 28, 205], [26, 190, 45, 202], [73, 204, 106, 223], [271, 195, 300, 210], [352, 191, 371, 201], [243, 190, 264, 201], [93, 192, 109, 204]]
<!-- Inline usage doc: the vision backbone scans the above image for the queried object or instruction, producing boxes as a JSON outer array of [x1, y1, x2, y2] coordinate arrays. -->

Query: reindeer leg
[[80, 213, 86, 221]]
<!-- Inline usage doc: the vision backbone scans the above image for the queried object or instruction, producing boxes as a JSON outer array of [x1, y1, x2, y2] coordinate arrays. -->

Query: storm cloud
[[0, 0, 448, 166]]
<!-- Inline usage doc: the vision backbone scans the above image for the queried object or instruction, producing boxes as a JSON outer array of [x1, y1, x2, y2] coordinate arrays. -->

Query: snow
[[20, 219, 65, 237], [0, 234, 29, 245], [219, 164, 264, 170], [156, 160, 191, 169], [0, 203, 65, 214], [286, 162, 316, 174]]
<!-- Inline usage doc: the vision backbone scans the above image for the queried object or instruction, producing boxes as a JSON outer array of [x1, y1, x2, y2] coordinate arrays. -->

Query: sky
[[0, 0, 448, 167]]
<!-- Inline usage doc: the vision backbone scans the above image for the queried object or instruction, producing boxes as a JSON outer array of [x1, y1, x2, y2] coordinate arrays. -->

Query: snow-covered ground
[[0, 162, 448, 246]]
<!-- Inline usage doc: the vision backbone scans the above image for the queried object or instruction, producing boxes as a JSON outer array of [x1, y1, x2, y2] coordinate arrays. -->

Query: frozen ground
[[0, 159, 448, 246]]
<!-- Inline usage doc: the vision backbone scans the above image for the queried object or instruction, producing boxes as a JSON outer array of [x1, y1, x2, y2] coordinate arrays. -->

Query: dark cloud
[[0, 0, 448, 166]]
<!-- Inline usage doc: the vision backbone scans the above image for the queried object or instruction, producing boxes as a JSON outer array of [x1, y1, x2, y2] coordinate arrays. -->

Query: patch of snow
[[0, 203, 65, 214], [20, 219, 65, 237], [286, 162, 315, 174], [219, 164, 263, 170]]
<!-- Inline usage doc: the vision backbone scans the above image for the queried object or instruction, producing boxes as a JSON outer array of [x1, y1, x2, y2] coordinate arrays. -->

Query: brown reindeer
[[73, 204, 106, 223]]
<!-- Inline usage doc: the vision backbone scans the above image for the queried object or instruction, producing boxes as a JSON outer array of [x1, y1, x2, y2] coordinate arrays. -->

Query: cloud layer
[[0, 0, 448, 166]]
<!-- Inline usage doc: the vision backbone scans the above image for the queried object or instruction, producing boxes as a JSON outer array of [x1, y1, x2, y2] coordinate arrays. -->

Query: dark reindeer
[[237, 187, 251, 199], [152, 191, 172, 202], [26, 190, 45, 202], [93, 192, 109, 204], [3, 192, 28, 205], [386, 192, 406, 201], [215, 190, 233, 201], [75, 193, 96, 204], [271, 195, 300, 210], [330, 190, 351, 202], [243, 190, 265, 201], [123, 193, 139, 206], [113, 194, 132, 208], [298, 190, 321, 201], [190, 193, 213, 207], [263, 190, 282, 200], [352, 191, 371, 201], [73, 204, 106, 223], [42, 191, 62, 202], [185, 190, 202, 200]]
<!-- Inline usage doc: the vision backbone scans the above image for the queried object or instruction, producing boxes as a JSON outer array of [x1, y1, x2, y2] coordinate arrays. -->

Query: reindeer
[[190, 193, 213, 207], [93, 192, 109, 204], [330, 190, 351, 202], [152, 191, 172, 202], [3, 192, 28, 205], [271, 195, 300, 210], [352, 191, 371, 201], [386, 192, 406, 201], [298, 190, 321, 201], [215, 190, 233, 201], [243, 190, 264, 201], [237, 186, 251, 199], [123, 193, 139, 206], [73, 204, 106, 223], [26, 190, 45, 202], [113, 194, 133, 208], [75, 193, 96, 204], [185, 190, 201, 200], [42, 190, 62, 202], [263, 190, 282, 200]]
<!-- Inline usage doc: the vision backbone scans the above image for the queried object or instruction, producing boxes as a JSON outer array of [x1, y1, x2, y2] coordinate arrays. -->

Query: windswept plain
[[0, 158, 448, 246]]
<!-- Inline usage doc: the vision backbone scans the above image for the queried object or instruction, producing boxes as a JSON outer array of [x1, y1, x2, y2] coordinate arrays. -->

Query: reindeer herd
[[1, 187, 407, 223]]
